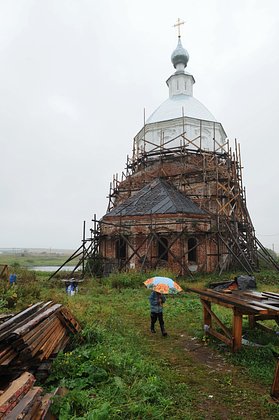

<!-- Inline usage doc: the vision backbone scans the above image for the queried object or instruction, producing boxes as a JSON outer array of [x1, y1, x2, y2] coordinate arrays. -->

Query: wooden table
[[187, 287, 279, 352]]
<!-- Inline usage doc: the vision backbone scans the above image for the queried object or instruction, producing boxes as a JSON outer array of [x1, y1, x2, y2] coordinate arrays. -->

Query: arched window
[[188, 238, 197, 263], [158, 237, 168, 261], [115, 237, 127, 260]]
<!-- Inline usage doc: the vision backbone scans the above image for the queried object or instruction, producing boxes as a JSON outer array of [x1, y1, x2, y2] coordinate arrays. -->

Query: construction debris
[[0, 371, 58, 419], [0, 302, 81, 374], [208, 275, 256, 292]]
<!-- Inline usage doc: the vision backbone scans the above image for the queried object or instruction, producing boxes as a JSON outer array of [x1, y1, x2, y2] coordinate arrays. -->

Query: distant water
[[30, 266, 80, 272]]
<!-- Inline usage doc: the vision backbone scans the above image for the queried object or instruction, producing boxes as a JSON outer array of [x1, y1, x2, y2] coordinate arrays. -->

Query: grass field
[[1, 268, 279, 419], [0, 251, 78, 268]]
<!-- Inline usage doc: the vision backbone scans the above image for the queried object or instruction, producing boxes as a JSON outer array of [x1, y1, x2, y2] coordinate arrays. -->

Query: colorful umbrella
[[143, 276, 183, 294]]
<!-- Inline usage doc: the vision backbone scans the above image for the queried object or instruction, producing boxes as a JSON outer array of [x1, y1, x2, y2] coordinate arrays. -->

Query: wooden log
[[0, 314, 14, 323], [0, 303, 43, 334], [0, 304, 80, 370], [11, 304, 61, 338], [32, 393, 53, 420], [13, 316, 58, 355], [0, 348, 17, 366], [0, 372, 35, 417], [18, 314, 57, 347], [22, 318, 61, 357], [38, 323, 65, 361], [21, 321, 61, 361], [51, 329, 70, 355], [33, 387, 65, 420], [0, 302, 54, 343], [58, 307, 81, 333], [23, 397, 42, 420], [47, 329, 68, 358], [53, 335, 70, 355], [0, 346, 14, 360], [4, 386, 42, 420]]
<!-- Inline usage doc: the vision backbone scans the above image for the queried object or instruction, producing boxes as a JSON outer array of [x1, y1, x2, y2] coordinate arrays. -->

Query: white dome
[[146, 94, 216, 124]]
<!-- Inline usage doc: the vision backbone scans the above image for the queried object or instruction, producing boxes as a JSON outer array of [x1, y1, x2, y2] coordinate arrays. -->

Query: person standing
[[149, 291, 167, 336], [9, 273, 17, 285]]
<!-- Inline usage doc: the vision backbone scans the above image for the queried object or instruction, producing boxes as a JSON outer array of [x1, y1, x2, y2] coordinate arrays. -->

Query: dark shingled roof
[[105, 178, 206, 217]]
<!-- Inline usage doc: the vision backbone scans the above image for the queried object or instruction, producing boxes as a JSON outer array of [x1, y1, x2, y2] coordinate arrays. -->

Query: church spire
[[167, 19, 194, 97], [171, 18, 189, 71]]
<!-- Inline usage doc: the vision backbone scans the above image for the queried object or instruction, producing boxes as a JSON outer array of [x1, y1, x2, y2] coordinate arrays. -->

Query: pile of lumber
[[0, 371, 55, 419], [0, 302, 81, 373]]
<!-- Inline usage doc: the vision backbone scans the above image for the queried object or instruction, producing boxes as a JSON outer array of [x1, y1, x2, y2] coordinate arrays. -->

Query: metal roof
[[146, 94, 216, 124], [105, 178, 207, 217]]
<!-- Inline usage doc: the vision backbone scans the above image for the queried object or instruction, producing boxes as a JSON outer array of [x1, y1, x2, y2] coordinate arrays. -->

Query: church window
[[115, 237, 127, 260], [158, 237, 168, 261], [176, 80, 179, 90], [188, 237, 197, 263]]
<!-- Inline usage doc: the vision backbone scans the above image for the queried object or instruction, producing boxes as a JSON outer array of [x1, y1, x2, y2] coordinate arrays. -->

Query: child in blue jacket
[[149, 291, 167, 336]]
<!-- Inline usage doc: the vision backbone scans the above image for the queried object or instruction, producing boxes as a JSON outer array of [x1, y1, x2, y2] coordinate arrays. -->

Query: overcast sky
[[0, 0, 279, 251]]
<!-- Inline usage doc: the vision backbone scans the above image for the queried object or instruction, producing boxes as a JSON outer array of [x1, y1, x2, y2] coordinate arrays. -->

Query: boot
[[161, 329, 168, 337]]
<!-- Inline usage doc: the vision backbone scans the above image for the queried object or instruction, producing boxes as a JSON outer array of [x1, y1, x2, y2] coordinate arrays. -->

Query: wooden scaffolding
[[50, 130, 279, 278], [99, 131, 279, 275]]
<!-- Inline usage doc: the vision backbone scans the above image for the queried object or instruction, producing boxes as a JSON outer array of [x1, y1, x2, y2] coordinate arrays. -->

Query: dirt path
[[138, 321, 278, 419]]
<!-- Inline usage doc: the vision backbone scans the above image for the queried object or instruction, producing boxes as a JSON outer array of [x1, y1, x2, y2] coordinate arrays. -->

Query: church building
[[95, 23, 259, 276]]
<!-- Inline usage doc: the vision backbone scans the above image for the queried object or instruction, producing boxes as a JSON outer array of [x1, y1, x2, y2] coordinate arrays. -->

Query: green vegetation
[[0, 251, 78, 268], [1, 269, 279, 418]]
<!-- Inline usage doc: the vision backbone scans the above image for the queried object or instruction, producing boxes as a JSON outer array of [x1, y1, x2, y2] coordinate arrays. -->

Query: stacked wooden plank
[[187, 287, 279, 314], [0, 302, 81, 372], [0, 371, 56, 419]]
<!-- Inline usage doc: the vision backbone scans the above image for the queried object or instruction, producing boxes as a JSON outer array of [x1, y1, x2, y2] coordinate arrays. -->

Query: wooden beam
[[207, 327, 233, 348], [202, 299, 212, 330], [232, 308, 243, 352], [202, 300, 232, 339]]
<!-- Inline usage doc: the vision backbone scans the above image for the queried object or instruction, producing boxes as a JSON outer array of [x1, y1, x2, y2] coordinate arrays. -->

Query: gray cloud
[[0, 0, 278, 251]]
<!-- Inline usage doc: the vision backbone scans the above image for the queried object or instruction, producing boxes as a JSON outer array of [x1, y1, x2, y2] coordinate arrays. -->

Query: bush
[[0, 283, 17, 309], [85, 256, 104, 277], [103, 271, 145, 289]]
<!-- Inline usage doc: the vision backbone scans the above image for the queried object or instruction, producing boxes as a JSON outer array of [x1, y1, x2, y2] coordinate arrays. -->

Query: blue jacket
[[149, 291, 166, 313]]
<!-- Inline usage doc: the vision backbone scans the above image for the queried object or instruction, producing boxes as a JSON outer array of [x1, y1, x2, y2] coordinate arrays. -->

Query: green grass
[[0, 252, 78, 268], [1, 269, 279, 418]]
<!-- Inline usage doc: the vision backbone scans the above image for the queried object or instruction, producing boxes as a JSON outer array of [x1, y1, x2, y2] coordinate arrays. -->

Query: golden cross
[[173, 18, 185, 37]]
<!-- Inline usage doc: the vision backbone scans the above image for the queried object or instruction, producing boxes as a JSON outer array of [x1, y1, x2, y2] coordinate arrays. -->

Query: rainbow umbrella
[[143, 276, 183, 294]]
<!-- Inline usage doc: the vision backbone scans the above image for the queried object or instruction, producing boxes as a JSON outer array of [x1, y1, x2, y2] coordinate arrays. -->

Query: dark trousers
[[150, 312, 165, 333]]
